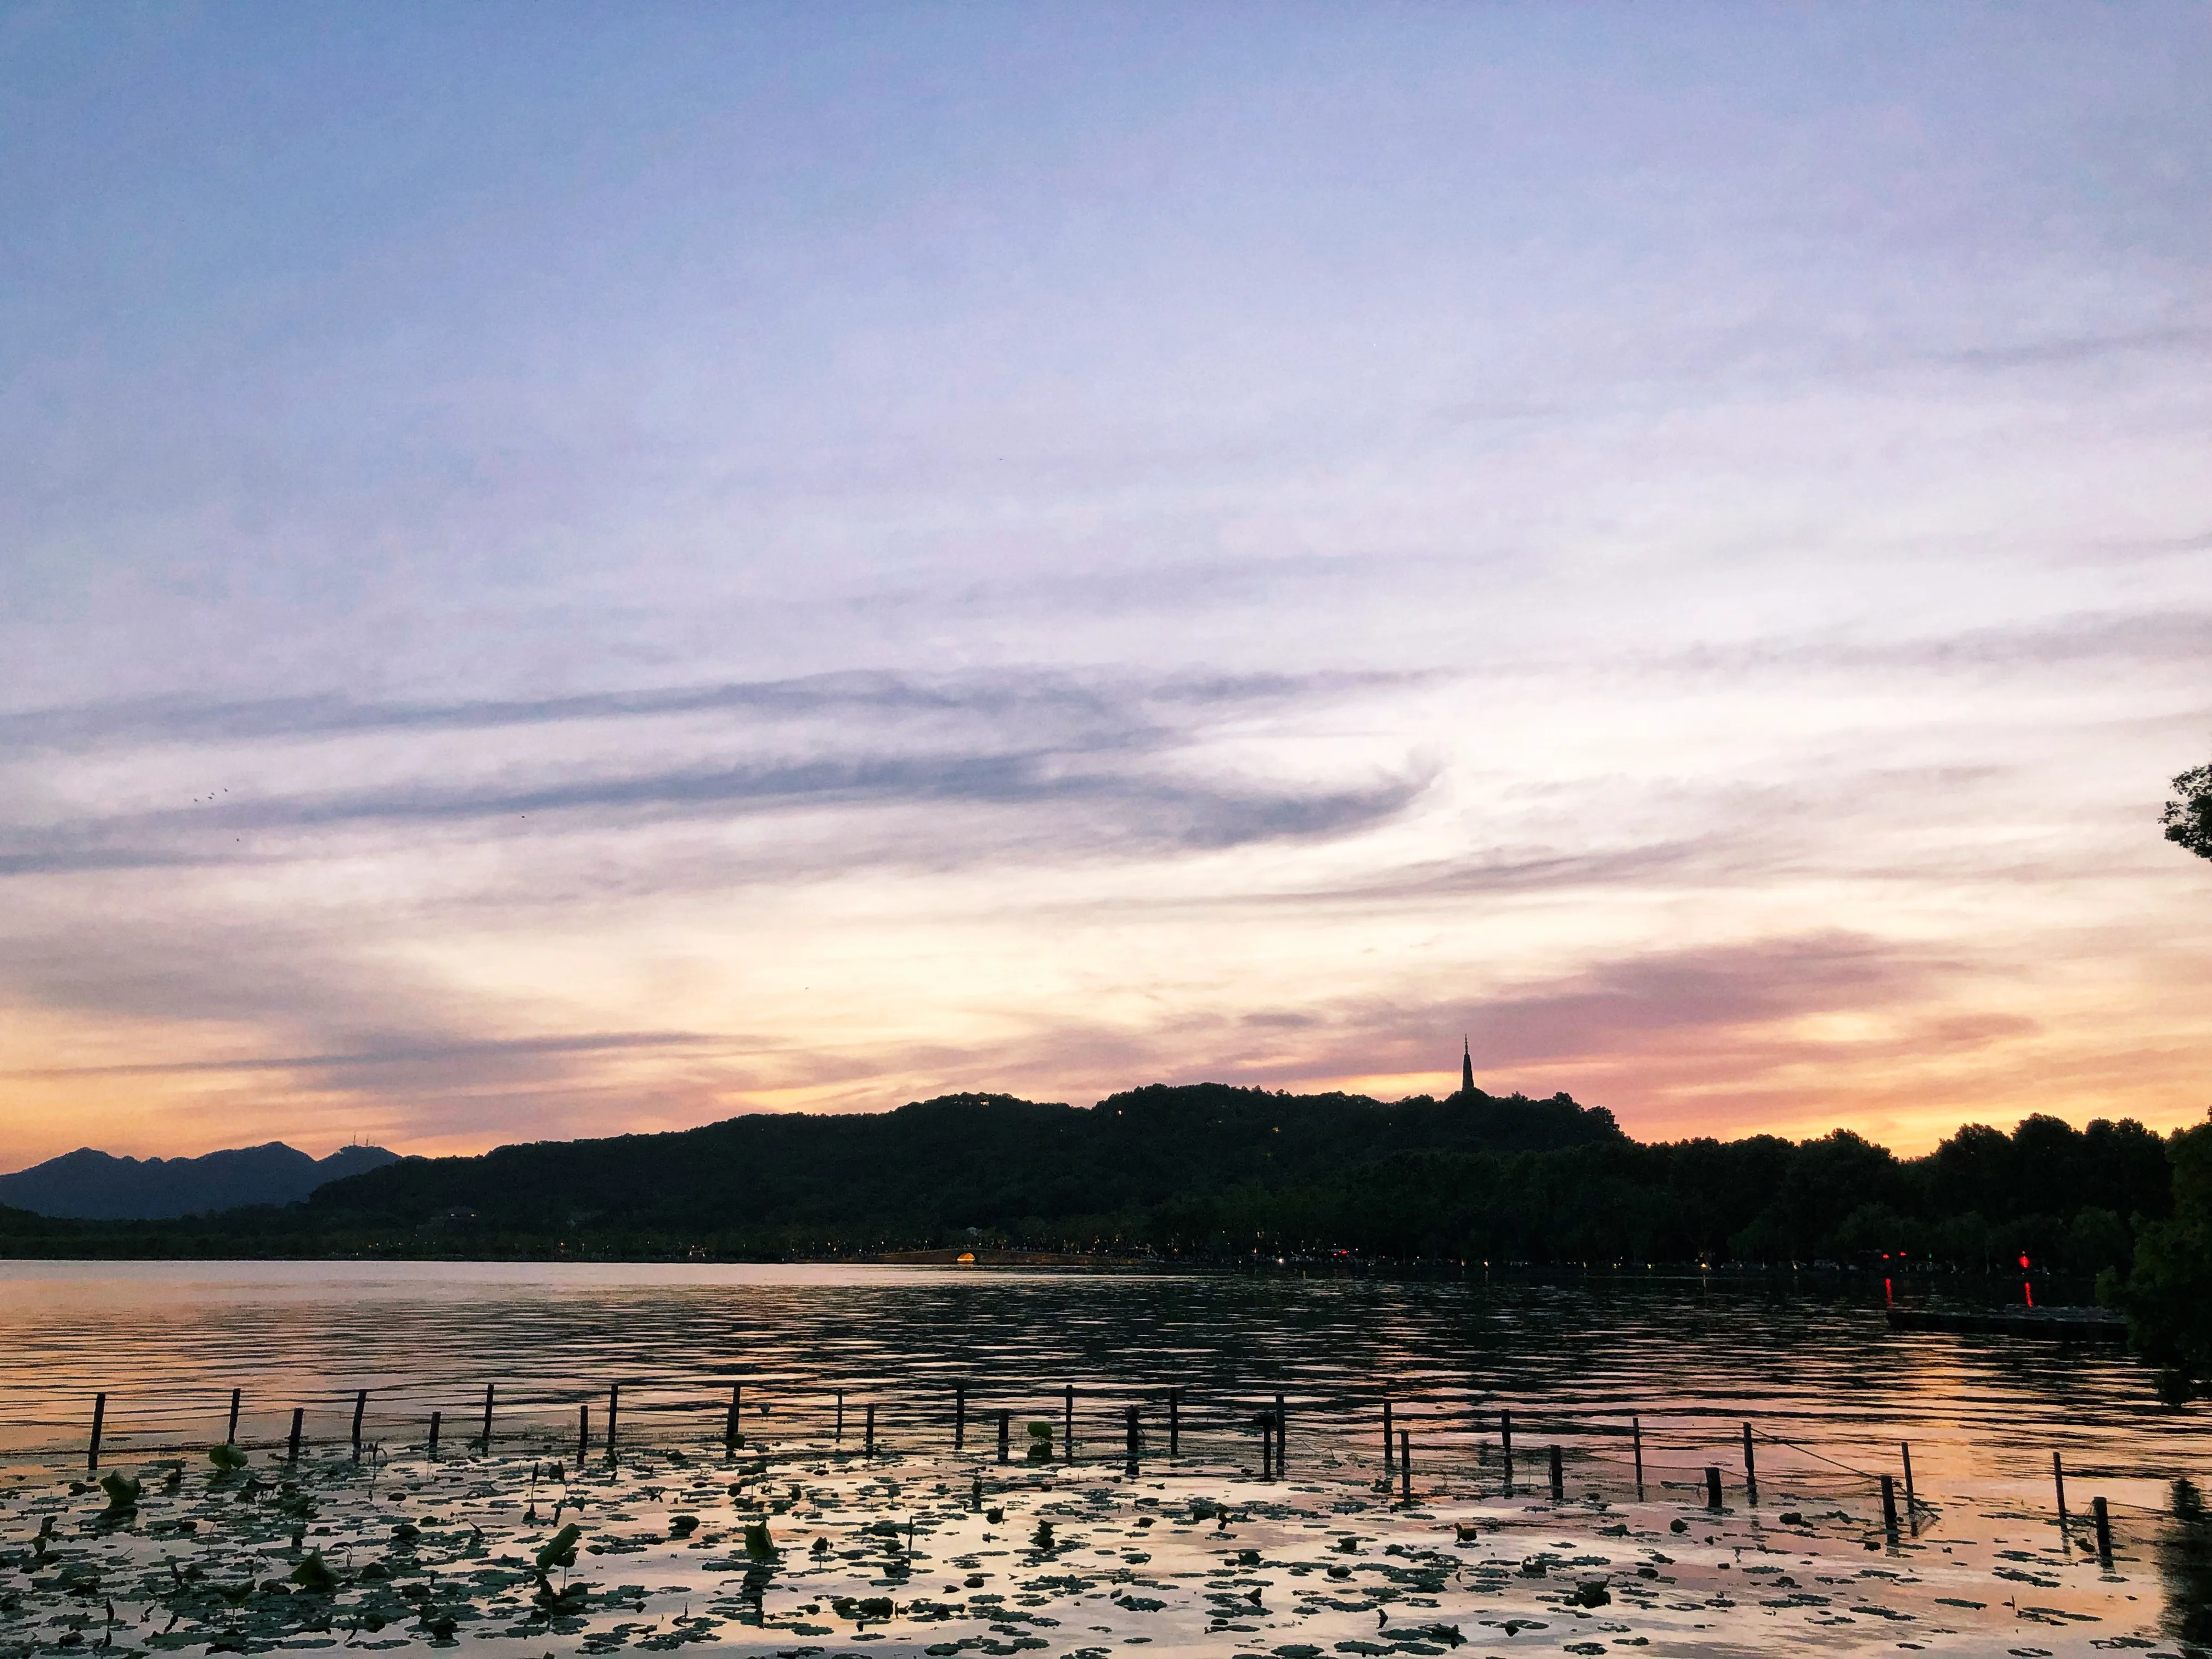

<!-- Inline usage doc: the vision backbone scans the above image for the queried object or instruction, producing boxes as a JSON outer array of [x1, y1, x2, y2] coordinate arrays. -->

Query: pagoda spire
[[1460, 1036, 1475, 1097]]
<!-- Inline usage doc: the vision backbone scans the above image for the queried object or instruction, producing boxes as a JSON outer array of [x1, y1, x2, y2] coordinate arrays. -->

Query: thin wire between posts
[[0, 1378, 2112, 1543], [1748, 1424, 1883, 1482]]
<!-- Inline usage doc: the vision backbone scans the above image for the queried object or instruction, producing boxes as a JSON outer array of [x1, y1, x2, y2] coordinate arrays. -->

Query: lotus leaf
[[97, 1472, 141, 1513], [289, 1550, 338, 1594], [534, 1523, 583, 1576], [534, 1580, 591, 1616]]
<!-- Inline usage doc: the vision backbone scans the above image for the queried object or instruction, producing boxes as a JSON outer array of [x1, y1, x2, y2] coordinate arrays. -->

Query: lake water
[[2, 1261, 2203, 1516]]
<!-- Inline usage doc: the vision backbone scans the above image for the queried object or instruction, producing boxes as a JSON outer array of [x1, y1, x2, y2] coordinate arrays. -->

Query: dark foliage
[[295, 1081, 1622, 1244], [0, 1085, 2183, 1284], [2165, 759, 2212, 860], [2124, 760, 2212, 1390], [2116, 1116, 2212, 1390]]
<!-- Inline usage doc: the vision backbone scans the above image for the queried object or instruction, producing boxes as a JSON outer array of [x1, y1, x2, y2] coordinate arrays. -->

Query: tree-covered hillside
[[0, 1082, 2185, 1276], [296, 1082, 1622, 1244]]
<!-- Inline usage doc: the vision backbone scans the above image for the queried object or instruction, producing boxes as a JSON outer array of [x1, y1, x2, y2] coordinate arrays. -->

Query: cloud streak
[[0, 669, 1423, 754], [0, 669, 1436, 884], [0, 7, 2206, 1166], [0, 1030, 717, 1081]]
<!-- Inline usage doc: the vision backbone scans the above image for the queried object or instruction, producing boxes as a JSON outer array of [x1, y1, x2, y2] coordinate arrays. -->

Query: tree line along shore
[[0, 1083, 2184, 1272], [0, 1079, 2194, 1309], [3, 1081, 2206, 1393]]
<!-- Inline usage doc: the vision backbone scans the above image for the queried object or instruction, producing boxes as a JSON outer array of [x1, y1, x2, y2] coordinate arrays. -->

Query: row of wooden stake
[[72, 1385, 2117, 1559]]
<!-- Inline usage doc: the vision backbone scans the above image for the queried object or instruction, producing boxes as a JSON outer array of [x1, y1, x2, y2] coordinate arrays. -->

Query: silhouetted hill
[[0, 1141, 397, 1219], [304, 1082, 1621, 1237], [0, 1093, 2180, 1280]]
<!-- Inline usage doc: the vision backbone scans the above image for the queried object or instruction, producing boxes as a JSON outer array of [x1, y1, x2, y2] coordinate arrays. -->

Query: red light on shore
[[2018, 1254, 2031, 1270]]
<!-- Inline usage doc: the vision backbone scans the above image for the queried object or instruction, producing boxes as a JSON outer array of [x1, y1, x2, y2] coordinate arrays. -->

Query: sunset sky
[[2, 4, 2208, 1169]]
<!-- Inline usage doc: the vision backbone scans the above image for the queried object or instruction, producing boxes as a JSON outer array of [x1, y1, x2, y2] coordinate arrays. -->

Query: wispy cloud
[[1, 5, 2206, 1165], [945, 933, 2056, 1143], [1663, 612, 2212, 678], [0, 669, 1421, 754], [1942, 325, 2212, 372], [1, 1030, 717, 1081], [0, 669, 1435, 884]]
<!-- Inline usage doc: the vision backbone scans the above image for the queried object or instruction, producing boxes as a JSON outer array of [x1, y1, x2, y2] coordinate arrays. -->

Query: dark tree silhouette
[[2118, 1119, 2212, 1401], [2118, 756, 2212, 1398], [0, 1087, 2182, 1279], [2166, 758, 2212, 860]]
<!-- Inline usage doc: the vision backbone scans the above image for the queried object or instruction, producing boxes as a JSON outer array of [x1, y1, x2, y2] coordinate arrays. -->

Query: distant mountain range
[[0, 1141, 398, 1219]]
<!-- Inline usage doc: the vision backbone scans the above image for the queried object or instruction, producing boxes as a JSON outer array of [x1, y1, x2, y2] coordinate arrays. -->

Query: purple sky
[[2, 3, 2208, 1165]]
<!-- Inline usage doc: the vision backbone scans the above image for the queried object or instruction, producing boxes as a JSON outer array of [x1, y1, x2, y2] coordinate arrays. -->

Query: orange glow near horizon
[[1, 8, 2208, 1177]]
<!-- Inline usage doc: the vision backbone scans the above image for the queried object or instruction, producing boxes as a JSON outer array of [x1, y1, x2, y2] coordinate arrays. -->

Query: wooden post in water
[[479, 1384, 495, 1452], [287, 1407, 304, 1464], [1549, 1444, 1564, 1500], [1741, 1423, 1757, 1505], [835, 1391, 845, 1443], [1168, 1388, 1181, 1458], [2092, 1496, 2113, 1565], [1880, 1473, 1899, 1533], [606, 1384, 620, 1462], [1901, 1442, 1917, 1530], [1704, 1465, 1722, 1510], [352, 1391, 368, 1462], [1398, 1431, 1412, 1503], [1063, 1385, 1074, 1462], [1274, 1392, 1286, 1475], [577, 1403, 589, 1465], [225, 1389, 242, 1448], [954, 1384, 966, 1452], [865, 1403, 877, 1457], [1632, 1417, 1644, 1499], [725, 1384, 741, 1449], [87, 1393, 107, 1473], [996, 1409, 1011, 1464], [428, 1410, 442, 1457], [1125, 1405, 1139, 1473], [2052, 1451, 2070, 1536], [1500, 1408, 1514, 1494], [1382, 1400, 1393, 1472]]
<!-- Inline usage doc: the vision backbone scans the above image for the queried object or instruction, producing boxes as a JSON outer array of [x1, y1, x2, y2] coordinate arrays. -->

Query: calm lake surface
[[2, 1260, 2203, 1507]]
